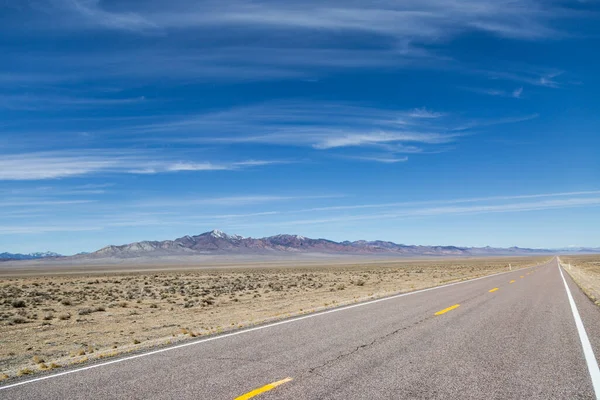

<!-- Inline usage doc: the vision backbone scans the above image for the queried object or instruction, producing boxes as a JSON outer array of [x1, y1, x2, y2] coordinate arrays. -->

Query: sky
[[1, 0, 600, 255]]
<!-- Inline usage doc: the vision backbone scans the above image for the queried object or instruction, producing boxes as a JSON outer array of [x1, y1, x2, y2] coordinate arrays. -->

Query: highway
[[2, 257, 599, 399]]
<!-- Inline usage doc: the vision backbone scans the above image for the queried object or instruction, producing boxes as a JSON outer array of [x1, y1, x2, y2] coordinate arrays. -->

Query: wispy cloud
[[345, 155, 409, 164], [134, 194, 345, 208], [512, 87, 524, 98], [48, 0, 575, 40], [128, 160, 287, 174], [0, 183, 113, 197], [55, 100, 538, 165], [451, 113, 539, 132], [482, 68, 566, 88], [0, 199, 96, 207], [2, 190, 598, 236], [0, 151, 284, 180], [0, 0, 585, 88], [0, 93, 146, 111], [117, 102, 474, 154], [312, 131, 456, 150], [64, 0, 158, 32], [0, 225, 103, 235], [461, 86, 524, 98], [228, 196, 600, 228], [406, 107, 446, 119]]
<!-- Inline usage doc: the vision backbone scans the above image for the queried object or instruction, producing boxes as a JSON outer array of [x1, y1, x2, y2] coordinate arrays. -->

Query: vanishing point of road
[[2, 257, 599, 399]]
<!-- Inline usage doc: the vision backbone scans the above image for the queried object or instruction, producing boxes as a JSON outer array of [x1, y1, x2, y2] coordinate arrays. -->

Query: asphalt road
[[2, 257, 599, 399]]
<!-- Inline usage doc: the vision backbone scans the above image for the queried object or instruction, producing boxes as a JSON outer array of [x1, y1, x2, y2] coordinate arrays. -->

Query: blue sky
[[1, 0, 599, 255]]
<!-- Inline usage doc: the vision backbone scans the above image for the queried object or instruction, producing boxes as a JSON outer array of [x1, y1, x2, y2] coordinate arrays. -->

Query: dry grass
[[561, 255, 600, 306], [0, 256, 548, 381]]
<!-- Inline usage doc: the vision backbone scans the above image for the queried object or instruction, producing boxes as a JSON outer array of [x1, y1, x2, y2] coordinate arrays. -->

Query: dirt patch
[[0, 256, 548, 381], [561, 255, 600, 306]]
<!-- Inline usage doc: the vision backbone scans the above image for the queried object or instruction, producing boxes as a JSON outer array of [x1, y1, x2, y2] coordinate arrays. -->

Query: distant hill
[[0, 252, 62, 261], [69, 229, 558, 259]]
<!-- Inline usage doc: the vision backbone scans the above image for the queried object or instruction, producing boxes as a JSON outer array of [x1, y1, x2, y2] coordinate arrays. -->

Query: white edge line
[[558, 262, 600, 400], [1, 260, 547, 391]]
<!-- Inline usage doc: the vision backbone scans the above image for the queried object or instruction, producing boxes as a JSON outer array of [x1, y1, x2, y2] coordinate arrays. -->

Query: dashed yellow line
[[434, 304, 460, 316], [509, 280, 516, 284], [489, 288, 499, 293], [520, 276, 525, 279], [235, 378, 293, 400]]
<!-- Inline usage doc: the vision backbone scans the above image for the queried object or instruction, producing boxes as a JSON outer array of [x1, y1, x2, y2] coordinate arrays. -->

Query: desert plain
[[0, 256, 559, 381]]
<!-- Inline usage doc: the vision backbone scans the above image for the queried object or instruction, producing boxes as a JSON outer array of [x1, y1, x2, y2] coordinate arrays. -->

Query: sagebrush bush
[[12, 300, 26, 308]]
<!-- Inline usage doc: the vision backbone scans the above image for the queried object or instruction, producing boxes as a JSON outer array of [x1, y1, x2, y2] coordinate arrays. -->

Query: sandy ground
[[0, 256, 549, 381], [561, 255, 600, 307]]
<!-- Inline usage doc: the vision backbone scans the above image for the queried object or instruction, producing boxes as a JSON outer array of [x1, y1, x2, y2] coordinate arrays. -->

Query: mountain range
[[4, 230, 599, 262], [75, 230, 563, 259]]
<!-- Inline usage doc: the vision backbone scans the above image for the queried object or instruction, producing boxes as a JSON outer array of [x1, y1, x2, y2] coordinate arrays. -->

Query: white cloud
[[125, 102, 462, 153], [312, 131, 456, 150], [244, 196, 600, 227], [347, 156, 409, 163], [0, 225, 103, 235], [0, 199, 96, 207], [451, 114, 538, 131], [512, 87, 524, 98], [407, 108, 446, 119], [461, 86, 526, 98], [165, 162, 230, 172], [67, 0, 157, 31], [0, 151, 282, 180], [3, 190, 599, 236], [135, 194, 344, 208], [54, 0, 570, 41], [482, 68, 565, 88], [0, 93, 146, 111], [289, 190, 600, 214], [1, 0, 583, 87], [0, 153, 121, 180]]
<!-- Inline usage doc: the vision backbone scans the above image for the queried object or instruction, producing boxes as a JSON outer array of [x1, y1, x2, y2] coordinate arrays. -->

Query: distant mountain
[[0, 252, 62, 261], [71, 229, 558, 260]]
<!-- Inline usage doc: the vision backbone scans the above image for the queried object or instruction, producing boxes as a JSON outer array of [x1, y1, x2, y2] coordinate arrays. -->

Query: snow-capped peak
[[210, 229, 226, 238], [208, 229, 244, 240]]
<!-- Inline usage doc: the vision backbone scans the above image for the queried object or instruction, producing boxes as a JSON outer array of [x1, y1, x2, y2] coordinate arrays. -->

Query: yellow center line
[[434, 304, 460, 316], [509, 280, 516, 283], [489, 288, 499, 293], [520, 276, 525, 278], [235, 378, 293, 400]]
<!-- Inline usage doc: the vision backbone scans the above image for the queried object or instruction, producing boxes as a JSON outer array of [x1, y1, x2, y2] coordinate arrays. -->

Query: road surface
[[2, 257, 599, 399]]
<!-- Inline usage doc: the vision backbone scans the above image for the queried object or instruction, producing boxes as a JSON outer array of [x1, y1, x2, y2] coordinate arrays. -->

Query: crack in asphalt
[[307, 315, 432, 375], [304, 288, 498, 377]]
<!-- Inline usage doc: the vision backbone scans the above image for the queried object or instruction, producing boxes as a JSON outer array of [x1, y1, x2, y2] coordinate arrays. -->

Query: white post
[[509, 264, 512, 271]]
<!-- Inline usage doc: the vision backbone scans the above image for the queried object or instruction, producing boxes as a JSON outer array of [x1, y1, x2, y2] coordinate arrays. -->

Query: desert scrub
[[12, 299, 26, 308], [10, 316, 27, 324], [17, 368, 34, 376], [32, 355, 45, 364]]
